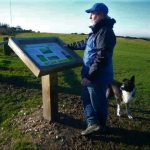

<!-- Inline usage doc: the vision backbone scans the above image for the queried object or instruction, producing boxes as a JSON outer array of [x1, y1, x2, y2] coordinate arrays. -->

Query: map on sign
[[8, 37, 82, 77], [22, 43, 74, 67]]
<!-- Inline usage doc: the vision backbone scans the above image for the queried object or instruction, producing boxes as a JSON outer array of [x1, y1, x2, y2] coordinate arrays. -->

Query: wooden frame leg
[[41, 73, 58, 122]]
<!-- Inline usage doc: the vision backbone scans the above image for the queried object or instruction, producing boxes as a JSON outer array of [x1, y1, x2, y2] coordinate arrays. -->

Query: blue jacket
[[68, 18, 116, 83]]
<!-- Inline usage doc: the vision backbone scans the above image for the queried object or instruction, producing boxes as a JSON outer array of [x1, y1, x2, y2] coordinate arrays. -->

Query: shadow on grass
[[87, 127, 150, 147], [109, 104, 150, 122], [58, 69, 82, 96], [0, 109, 3, 124], [1, 60, 11, 66], [55, 112, 150, 147], [131, 108, 150, 115], [130, 105, 150, 122], [134, 116, 150, 122], [0, 69, 81, 95], [0, 60, 11, 70], [0, 74, 41, 89], [0, 66, 9, 71], [57, 112, 85, 129]]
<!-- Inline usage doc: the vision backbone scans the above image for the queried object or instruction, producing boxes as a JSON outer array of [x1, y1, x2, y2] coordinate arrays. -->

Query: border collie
[[106, 76, 135, 119]]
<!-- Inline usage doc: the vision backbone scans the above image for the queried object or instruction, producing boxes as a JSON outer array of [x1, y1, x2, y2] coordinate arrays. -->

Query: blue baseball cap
[[85, 3, 109, 15]]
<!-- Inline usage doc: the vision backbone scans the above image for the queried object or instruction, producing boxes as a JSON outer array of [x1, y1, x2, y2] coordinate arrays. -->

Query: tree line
[[0, 22, 33, 35]]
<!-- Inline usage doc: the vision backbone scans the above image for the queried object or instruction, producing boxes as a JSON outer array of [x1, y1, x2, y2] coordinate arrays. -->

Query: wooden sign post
[[42, 73, 58, 121], [8, 37, 82, 122]]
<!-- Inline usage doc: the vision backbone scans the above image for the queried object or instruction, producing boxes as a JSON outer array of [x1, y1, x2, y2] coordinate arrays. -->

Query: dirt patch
[[12, 94, 94, 149]]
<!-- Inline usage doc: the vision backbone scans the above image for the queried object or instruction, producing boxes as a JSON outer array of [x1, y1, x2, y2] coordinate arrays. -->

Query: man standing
[[67, 3, 116, 135]]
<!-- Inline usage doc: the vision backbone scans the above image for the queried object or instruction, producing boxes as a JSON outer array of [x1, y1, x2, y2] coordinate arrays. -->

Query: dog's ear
[[131, 75, 135, 82]]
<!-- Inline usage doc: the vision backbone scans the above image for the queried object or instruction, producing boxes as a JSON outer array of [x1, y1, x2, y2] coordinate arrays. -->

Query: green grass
[[0, 33, 150, 149], [114, 38, 150, 108]]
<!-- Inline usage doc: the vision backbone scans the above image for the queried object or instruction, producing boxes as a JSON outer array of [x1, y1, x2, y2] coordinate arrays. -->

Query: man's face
[[90, 12, 104, 25]]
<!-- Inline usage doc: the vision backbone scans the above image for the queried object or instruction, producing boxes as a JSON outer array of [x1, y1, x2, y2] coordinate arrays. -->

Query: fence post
[[3, 37, 12, 55]]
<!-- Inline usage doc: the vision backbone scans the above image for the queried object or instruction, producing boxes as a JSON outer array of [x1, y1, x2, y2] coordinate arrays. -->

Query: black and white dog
[[106, 76, 135, 119]]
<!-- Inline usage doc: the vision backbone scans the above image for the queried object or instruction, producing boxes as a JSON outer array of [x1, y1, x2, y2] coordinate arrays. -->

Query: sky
[[0, 0, 150, 37]]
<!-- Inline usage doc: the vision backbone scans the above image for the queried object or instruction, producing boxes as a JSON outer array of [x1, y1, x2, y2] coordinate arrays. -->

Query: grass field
[[0, 33, 150, 149]]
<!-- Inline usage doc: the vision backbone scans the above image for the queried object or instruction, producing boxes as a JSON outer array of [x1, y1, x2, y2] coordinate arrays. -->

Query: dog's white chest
[[122, 91, 132, 103]]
